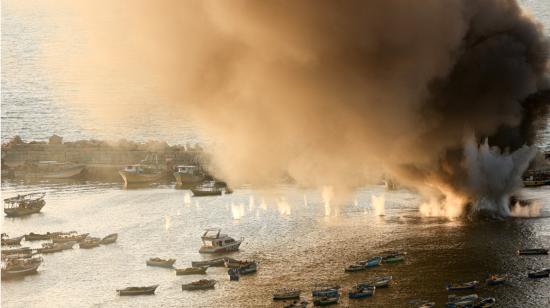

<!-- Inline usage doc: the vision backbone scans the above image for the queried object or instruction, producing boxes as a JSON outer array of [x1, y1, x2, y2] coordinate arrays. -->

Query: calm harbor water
[[1, 180, 550, 307]]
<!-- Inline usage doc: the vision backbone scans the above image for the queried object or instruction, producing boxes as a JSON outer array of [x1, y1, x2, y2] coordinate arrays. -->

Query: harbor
[[2, 180, 549, 307]]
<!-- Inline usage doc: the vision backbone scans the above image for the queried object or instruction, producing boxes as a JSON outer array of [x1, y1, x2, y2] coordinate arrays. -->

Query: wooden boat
[[192, 257, 226, 267], [173, 165, 205, 186], [485, 274, 507, 286], [4, 193, 46, 217], [284, 301, 309, 308], [191, 181, 232, 197], [273, 289, 301, 300], [79, 238, 101, 249], [313, 296, 339, 306], [119, 162, 163, 185], [417, 301, 435, 308], [146, 257, 176, 268], [38, 242, 64, 254], [238, 262, 257, 275], [52, 232, 89, 243], [348, 285, 375, 299], [312, 286, 340, 297], [175, 266, 207, 275], [358, 256, 382, 268], [446, 280, 478, 291], [117, 284, 159, 296], [14, 161, 85, 179], [446, 294, 478, 308], [25, 232, 58, 241], [372, 276, 392, 288], [344, 264, 365, 272], [199, 228, 242, 253], [1, 247, 32, 256], [1, 262, 41, 279], [181, 279, 216, 291], [100, 233, 118, 245], [528, 269, 550, 278], [518, 248, 548, 255], [1, 234, 24, 246], [474, 297, 496, 307], [383, 254, 405, 264], [224, 258, 250, 268]]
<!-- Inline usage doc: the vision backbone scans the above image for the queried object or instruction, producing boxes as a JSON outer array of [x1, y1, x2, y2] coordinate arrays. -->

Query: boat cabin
[[200, 228, 237, 248], [175, 165, 200, 175]]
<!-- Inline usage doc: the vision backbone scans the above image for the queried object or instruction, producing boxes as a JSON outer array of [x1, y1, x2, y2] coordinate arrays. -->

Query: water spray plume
[[371, 194, 386, 216]]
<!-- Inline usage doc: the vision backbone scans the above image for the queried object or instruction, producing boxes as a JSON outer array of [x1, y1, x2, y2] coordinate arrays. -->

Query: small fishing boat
[[118, 162, 163, 186], [192, 257, 227, 267], [1, 258, 42, 279], [238, 262, 257, 275], [175, 266, 207, 275], [1, 234, 24, 246], [181, 279, 216, 291], [358, 256, 382, 268], [79, 238, 101, 249], [417, 301, 436, 308], [312, 286, 340, 297], [146, 257, 176, 268], [100, 233, 118, 245], [528, 269, 550, 278], [38, 243, 64, 254], [1, 247, 32, 256], [344, 264, 365, 272], [224, 258, 250, 268], [25, 232, 58, 241], [446, 294, 478, 308], [51, 232, 88, 243], [518, 248, 548, 255], [485, 274, 507, 286], [446, 280, 478, 291], [273, 289, 301, 300], [383, 254, 405, 264], [348, 285, 375, 299], [372, 276, 392, 288], [191, 181, 233, 197], [313, 296, 339, 306], [284, 300, 309, 308], [173, 165, 205, 186], [4, 193, 46, 217], [199, 228, 242, 253], [474, 297, 496, 307], [117, 285, 159, 296]]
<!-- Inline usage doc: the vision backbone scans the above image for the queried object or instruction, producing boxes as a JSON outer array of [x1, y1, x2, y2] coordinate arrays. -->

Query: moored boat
[[25, 232, 58, 241], [417, 301, 435, 308], [173, 165, 205, 186], [119, 163, 163, 185], [238, 261, 257, 275], [528, 269, 550, 278], [224, 258, 250, 268], [312, 286, 340, 297], [38, 243, 64, 254], [344, 264, 365, 272], [313, 296, 339, 306], [181, 279, 216, 291], [1, 257, 42, 279], [372, 276, 392, 288], [117, 285, 159, 296], [4, 193, 46, 217], [1, 234, 24, 246], [199, 228, 242, 253], [1, 247, 32, 256], [284, 300, 309, 308], [100, 233, 118, 245], [446, 294, 479, 308], [191, 181, 232, 197], [191, 257, 226, 267], [486, 274, 507, 286], [474, 297, 496, 307], [146, 257, 176, 268], [273, 289, 301, 300], [175, 266, 208, 275], [51, 232, 89, 243], [348, 285, 375, 299], [518, 248, 548, 255], [382, 254, 405, 264], [14, 161, 85, 179], [446, 280, 478, 291], [358, 256, 382, 268], [79, 238, 101, 249]]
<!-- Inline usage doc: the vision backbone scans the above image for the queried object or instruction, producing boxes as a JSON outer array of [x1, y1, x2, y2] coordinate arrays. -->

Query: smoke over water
[[58, 1, 549, 217]]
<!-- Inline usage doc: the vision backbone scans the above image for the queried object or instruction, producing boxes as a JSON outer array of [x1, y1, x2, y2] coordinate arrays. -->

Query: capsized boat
[[181, 279, 216, 291], [4, 193, 46, 217], [474, 297, 496, 308], [119, 164, 163, 185], [348, 285, 375, 299], [100, 233, 118, 245], [446, 280, 478, 291], [146, 257, 176, 268], [117, 285, 159, 296], [313, 296, 339, 306], [518, 248, 548, 255], [192, 257, 227, 267], [173, 165, 205, 186], [191, 181, 233, 197], [528, 269, 550, 278], [175, 266, 207, 275], [485, 274, 507, 286], [273, 289, 301, 300], [1, 234, 24, 246], [199, 228, 242, 253], [358, 256, 382, 268]]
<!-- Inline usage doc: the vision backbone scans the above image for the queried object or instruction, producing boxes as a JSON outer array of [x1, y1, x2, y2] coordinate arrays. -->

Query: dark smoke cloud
[[58, 0, 549, 215]]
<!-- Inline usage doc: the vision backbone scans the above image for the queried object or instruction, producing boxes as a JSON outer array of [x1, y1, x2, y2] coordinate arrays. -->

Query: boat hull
[[174, 173, 204, 185], [146, 260, 176, 268], [117, 285, 158, 296], [1, 235, 24, 246], [100, 233, 118, 244], [119, 171, 163, 185], [1, 263, 40, 279], [199, 241, 241, 253], [191, 258, 226, 267], [14, 166, 85, 179], [4, 204, 45, 217]]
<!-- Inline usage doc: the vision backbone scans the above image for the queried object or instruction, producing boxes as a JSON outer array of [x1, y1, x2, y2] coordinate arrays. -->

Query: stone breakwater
[[1, 136, 208, 181]]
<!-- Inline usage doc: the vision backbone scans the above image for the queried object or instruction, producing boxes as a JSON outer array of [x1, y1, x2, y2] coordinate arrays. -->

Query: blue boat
[[446, 280, 478, 291], [228, 268, 239, 281], [312, 286, 340, 297], [348, 286, 375, 299], [358, 256, 382, 268]]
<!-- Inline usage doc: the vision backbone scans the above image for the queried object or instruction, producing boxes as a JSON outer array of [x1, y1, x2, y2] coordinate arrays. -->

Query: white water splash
[[321, 186, 334, 216], [371, 194, 385, 216], [509, 201, 542, 217]]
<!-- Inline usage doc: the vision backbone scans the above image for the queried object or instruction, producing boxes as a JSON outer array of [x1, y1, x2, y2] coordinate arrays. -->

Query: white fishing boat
[[173, 165, 204, 185], [199, 228, 242, 253]]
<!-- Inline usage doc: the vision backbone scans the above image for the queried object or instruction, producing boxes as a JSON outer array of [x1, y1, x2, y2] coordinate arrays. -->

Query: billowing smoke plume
[[58, 0, 549, 216]]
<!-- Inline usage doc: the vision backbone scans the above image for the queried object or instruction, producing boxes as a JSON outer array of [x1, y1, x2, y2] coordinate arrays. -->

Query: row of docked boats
[[345, 251, 405, 272]]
